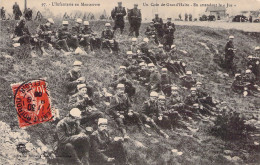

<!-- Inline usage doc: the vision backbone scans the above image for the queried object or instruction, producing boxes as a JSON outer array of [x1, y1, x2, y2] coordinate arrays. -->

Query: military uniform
[[111, 76, 136, 98], [231, 76, 246, 94], [163, 22, 176, 48], [101, 29, 118, 51], [24, 8, 32, 20], [152, 16, 164, 39], [80, 26, 94, 50], [109, 93, 144, 135], [13, 3, 22, 20], [57, 26, 70, 51], [14, 20, 31, 45], [1, 7, 6, 20], [111, 6, 127, 33], [137, 68, 150, 85], [89, 130, 128, 165], [128, 8, 142, 37], [224, 40, 235, 71], [247, 57, 260, 81], [180, 75, 196, 89], [161, 74, 172, 96], [149, 71, 161, 92], [56, 117, 89, 165]]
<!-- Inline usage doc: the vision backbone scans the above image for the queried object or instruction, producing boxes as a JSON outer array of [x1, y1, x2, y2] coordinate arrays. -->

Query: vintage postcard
[[0, 0, 260, 164]]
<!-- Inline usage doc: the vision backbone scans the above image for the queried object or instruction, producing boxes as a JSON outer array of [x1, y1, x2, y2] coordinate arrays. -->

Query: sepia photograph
[[0, 0, 260, 164]]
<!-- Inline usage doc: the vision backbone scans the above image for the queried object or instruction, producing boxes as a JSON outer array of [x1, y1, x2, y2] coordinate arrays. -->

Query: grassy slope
[[0, 20, 260, 164]]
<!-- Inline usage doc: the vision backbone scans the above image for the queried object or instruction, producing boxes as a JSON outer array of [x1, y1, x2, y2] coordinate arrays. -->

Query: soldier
[[180, 71, 196, 89], [152, 13, 164, 40], [145, 21, 158, 44], [163, 18, 176, 49], [56, 108, 90, 165], [24, 8, 32, 20], [57, 21, 71, 52], [1, 7, 6, 20], [156, 44, 168, 65], [137, 62, 150, 85], [89, 118, 129, 165], [141, 92, 169, 138], [231, 74, 246, 94], [111, 2, 127, 34], [14, 19, 31, 45], [255, 46, 260, 58], [161, 68, 172, 97], [168, 45, 178, 60], [13, 2, 22, 20], [109, 84, 147, 138], [156, 95, 173, 129], [128, 38, 139, 55], [69, 84, 104, 128], [67, 18, 84, 51], [80, 21, 94, 51], [148, 63, 161, 92], [196, 82, 216, 111], [224, 36, 236, 73], [128, 4, 142, 37], [101, 23, 118, 54], [36, 18, 55, 55], [65, 61, 93, 96]]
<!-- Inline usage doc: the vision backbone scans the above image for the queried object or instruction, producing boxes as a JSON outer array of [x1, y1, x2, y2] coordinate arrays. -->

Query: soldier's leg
[[68, 37, 80, 50], [106, 141, 128, 165], [72, 135, 90, 160], [63, 143, 82, 165], [115, 117, 127, 136], [57, 39, 70, 52]]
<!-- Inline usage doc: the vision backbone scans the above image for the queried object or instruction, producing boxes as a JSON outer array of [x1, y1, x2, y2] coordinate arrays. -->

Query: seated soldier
[[69, 84, 104, 128], [148, 63, 161, 92], [57, 21, 71, 52], [196, 82, 216, 110], [14, 19, 31, 45], [101, 23, 119, 54], [56, 108, 89, 165], [128, 38, 139, 55], [145, 21, 159, 44], [184, 87, 210, 118], [231, 73, 247, 94], [136, 62, 150, 85], [242, 69, 260, 94], [168, 45, 178, 60], [180, 71, 196, 89], [80, 21, 94, 52], [141, 92, 169, 138], [36, 18, 55, 55], [68, 18, 83, 52], [156, 95, 172, 130], [123, 51, 139, 78], [109, 84, 148, 138], [247, 55, 260, 82], [111, 66, 136, 98], [89, 118, 129, 165], [65, 61, 93, 96], [161, 68, 172, 97], [155, 44, 168, 65]]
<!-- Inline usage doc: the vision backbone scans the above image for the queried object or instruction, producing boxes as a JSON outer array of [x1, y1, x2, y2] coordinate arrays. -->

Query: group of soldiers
[[0, 2, 33, 20], [53, 30, 220, 164]]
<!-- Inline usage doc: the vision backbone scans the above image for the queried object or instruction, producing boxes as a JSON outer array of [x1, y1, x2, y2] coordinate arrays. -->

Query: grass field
[[0, 19, 260, 164]]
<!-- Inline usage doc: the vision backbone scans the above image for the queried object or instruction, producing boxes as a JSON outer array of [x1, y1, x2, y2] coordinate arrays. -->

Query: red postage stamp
[[11, 79, 53, 128]]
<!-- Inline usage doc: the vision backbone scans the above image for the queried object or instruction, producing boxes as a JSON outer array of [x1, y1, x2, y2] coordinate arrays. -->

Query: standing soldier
[[109, 84, 147, 138], [224, 35, 236, 73], [1, 7, 6, 20], [24, 8, 33, 20], [128, 4, 142, 37], [255, 46, 260, 58], [163, 18, 176, 50], [152, 13, 164, 41], [111, 2, 127, 34], [89, 118, 129, 165], [13, 2, 22, 20], [56, 108, 90, 165]]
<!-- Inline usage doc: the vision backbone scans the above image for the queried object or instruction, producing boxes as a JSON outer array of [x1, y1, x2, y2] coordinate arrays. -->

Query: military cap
[[73, 60, 82, 66], [134, 4, 138, 6], [117, 84, 125, 88], [167, 17, 172, 20], [139, 62, 146, 66], [127, 51, 133, 55], [155, 12, 159, 15], [162, 68, 167, 72], [158, 95, 166, 100], [98, 118, 108, 125], [182, 62, 186, 67], [190, 87, 197, 91], [105, 23, 111, 27], [119, 66, 126, 69], [62, 21, 69, 25], [76, 18, 82, 23], [171, 86, 178, 90], [186, 71, 192, 75], [171, 45, 176, 48], [245, 69, 252, 73], [235, 73, 241, 78], [131, 38, 137, 42], [83, 21, 89, 25], [248, 55, 253, 59], [148, 63, 155, 67], [47, 18, 54, 24], [255, 46, 260, 51], [143, 38, 149, 42], [196, 82, 202, 85], [229, 35, 234, 39], [158, 44, 164, 48], [13, 43, 20, 47], [150, 91, 159, 97], [77, 84, 87, 90], [70, 108, 82, 118]]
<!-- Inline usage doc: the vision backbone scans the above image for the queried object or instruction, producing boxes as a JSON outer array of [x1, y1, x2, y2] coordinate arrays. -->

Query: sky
[[1, 0, 260, 19]]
